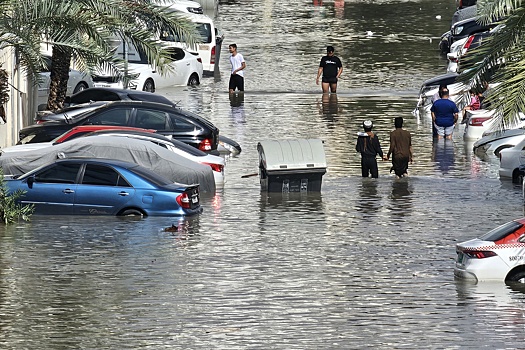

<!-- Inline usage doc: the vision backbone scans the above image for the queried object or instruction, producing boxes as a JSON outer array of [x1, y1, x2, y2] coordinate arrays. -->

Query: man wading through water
[[356, 120, 386, 178]]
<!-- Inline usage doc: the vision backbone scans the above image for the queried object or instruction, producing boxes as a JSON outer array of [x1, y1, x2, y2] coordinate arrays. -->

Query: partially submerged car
[[473, 127, 525, 156], [19, 100, 220, 154], [1, 135, 216, 193], [87, 130, 226, 187], [5, 158, 202, 216], [455, 217, 525, 283], [414, 72, 468, 115]]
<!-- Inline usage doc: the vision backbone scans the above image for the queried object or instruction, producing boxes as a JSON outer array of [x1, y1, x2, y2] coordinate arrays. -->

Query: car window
[[195, 23, 212, 43], [133, 109, 168, 130], [81, 164, 130, 186], [168, 48, 185, 61], [35, 163, 81, 184], [86, 108, 132, 126], [479, 220, 523, 241], [70, 90, 121, 104], [169, 113, 197, 131]]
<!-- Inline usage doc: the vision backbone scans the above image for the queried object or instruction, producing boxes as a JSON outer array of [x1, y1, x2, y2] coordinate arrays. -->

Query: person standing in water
[[386, 117, 413, 178], [229, 43, 246, 93], [316, 46, 343, 93], [356, 120, 386, 178]]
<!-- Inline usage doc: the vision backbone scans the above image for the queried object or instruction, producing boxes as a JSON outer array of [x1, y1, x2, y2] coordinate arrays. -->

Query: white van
[[160, 12, 223, 75]]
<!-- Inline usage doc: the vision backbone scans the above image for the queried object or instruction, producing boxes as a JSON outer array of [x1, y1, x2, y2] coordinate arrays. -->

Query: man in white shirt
[[229, 44, 246, 93]]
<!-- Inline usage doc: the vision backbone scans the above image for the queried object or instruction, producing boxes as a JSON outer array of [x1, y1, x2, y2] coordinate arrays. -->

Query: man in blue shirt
[[430, 89, 459, 140]]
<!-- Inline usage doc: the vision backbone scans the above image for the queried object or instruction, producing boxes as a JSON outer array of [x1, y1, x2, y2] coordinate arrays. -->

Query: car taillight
[[176, 192, 191, 209], [463, 250, 498, 259], [36, 120, 46, 124], [449, 57, 458, 63], [203, 162, 223, 173], [197, 57, 202, 63], [210, 46, 216, 64], [462, 35, 475, 54], [469, 117, 492, 126], [198, 138, 213, 151]]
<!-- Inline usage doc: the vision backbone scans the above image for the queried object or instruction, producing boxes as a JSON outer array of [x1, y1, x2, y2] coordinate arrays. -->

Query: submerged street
[[2, 0, 525, 348]]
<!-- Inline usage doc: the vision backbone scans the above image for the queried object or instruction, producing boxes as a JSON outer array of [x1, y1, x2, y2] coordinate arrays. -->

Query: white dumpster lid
[[257, 139, 327, 171]]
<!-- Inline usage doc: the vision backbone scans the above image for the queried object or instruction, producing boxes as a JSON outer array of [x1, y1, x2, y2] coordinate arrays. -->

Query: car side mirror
[[27, 176, 35, 189]]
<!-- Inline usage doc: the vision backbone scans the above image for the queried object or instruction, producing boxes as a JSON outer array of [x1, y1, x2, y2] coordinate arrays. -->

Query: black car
[[439, 18, 496, 54], [65, 87, 176, 107], [19, 100, 220, 153]]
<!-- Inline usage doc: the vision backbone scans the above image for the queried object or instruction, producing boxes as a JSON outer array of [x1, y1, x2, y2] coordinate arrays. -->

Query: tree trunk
[[47, 46, 72, 111]]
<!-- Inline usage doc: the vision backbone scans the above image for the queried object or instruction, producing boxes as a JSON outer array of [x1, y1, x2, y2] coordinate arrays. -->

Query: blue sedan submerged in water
[[4, 158, 202, 217]]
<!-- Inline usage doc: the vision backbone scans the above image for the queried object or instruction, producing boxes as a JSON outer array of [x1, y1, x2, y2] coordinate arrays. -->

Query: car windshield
[[479, 220, 523, 241]]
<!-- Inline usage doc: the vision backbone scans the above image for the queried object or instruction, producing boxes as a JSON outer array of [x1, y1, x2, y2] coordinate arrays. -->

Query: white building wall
[[0, 47, 34, 149]]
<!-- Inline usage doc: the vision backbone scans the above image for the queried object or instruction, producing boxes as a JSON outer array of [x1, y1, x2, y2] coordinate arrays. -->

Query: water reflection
[[354, 178, 382, 216], [229, 92, 246, 125], [388, 178, 413, 221], [317, 93, 340, 122], [432, 139, 456, 175]]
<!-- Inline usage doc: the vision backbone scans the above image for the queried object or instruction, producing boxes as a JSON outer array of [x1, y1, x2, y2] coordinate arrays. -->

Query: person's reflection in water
[[229, 92, 246, 125], [354, 178, 382, 216], [432, 139, 455, 175], [388, 178, 413, 221], [317, 93, 339, 122], [334, 0, 345, 18]]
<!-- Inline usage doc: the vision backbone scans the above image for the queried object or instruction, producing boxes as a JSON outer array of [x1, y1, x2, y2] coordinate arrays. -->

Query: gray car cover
[[0, 135, 216, 193]]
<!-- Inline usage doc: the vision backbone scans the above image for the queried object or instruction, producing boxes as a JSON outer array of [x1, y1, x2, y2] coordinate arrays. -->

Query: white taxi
[[455, 218, 525, 283]]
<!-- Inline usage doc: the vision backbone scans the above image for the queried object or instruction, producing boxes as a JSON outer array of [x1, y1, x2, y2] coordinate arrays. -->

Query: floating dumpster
[[257, 139, 327, 193]]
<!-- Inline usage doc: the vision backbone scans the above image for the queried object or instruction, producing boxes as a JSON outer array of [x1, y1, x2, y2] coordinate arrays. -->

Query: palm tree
[[460, 0, 525, 128], [0, 0, 199, 111]]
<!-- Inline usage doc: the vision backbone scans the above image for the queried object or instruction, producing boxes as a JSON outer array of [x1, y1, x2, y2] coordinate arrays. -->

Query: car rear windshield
[[479, 221, 523, 241], [130, 165, 173, 187]]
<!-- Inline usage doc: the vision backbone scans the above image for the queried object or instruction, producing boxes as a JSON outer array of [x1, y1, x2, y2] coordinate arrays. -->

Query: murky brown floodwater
[[2, 0, 525, 348]]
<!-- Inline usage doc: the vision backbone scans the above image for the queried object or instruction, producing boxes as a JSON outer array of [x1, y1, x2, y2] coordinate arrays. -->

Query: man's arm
[[316, 67, 323, 85], [337, 66, 343, 78], [233, 61, 246, 75]]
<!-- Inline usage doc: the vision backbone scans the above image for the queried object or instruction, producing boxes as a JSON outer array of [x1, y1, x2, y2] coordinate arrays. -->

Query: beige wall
[[0, 47, 36, 149]]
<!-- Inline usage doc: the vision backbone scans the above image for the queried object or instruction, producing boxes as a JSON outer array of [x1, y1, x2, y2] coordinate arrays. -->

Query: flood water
[[3, 0, 525, 348]]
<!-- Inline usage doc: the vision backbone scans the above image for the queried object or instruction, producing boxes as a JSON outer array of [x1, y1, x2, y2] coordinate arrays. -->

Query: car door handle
[[63, 189, 75, 194], [119, 191, 130, 196]]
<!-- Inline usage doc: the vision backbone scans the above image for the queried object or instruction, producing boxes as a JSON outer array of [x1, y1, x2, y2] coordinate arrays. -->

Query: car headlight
[[452, 25, 464, 36]]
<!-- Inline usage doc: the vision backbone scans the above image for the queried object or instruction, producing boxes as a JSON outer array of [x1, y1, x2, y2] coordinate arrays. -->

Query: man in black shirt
[[316, 46, 343, 93]]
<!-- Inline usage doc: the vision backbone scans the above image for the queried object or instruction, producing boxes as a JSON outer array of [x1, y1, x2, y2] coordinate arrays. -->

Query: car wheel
[[73, 82, 89, 94], [119, 208, 144, 217], [494, 145, 513, 157], [506, 270, 525, 284], [187, 74, 200, 86], [142, 79, 155, 93]]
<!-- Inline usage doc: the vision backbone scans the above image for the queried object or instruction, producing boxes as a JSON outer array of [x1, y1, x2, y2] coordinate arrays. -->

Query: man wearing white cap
[[356, 120, 386, 178]]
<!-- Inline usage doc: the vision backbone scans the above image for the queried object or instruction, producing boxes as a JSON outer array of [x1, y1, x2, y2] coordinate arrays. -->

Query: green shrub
[[0, 169, 33, 224]]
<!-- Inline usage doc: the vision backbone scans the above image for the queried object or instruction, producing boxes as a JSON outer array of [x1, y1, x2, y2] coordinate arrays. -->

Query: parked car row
[[412, 1, 525, 285], [3, 84, 244, 218]]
